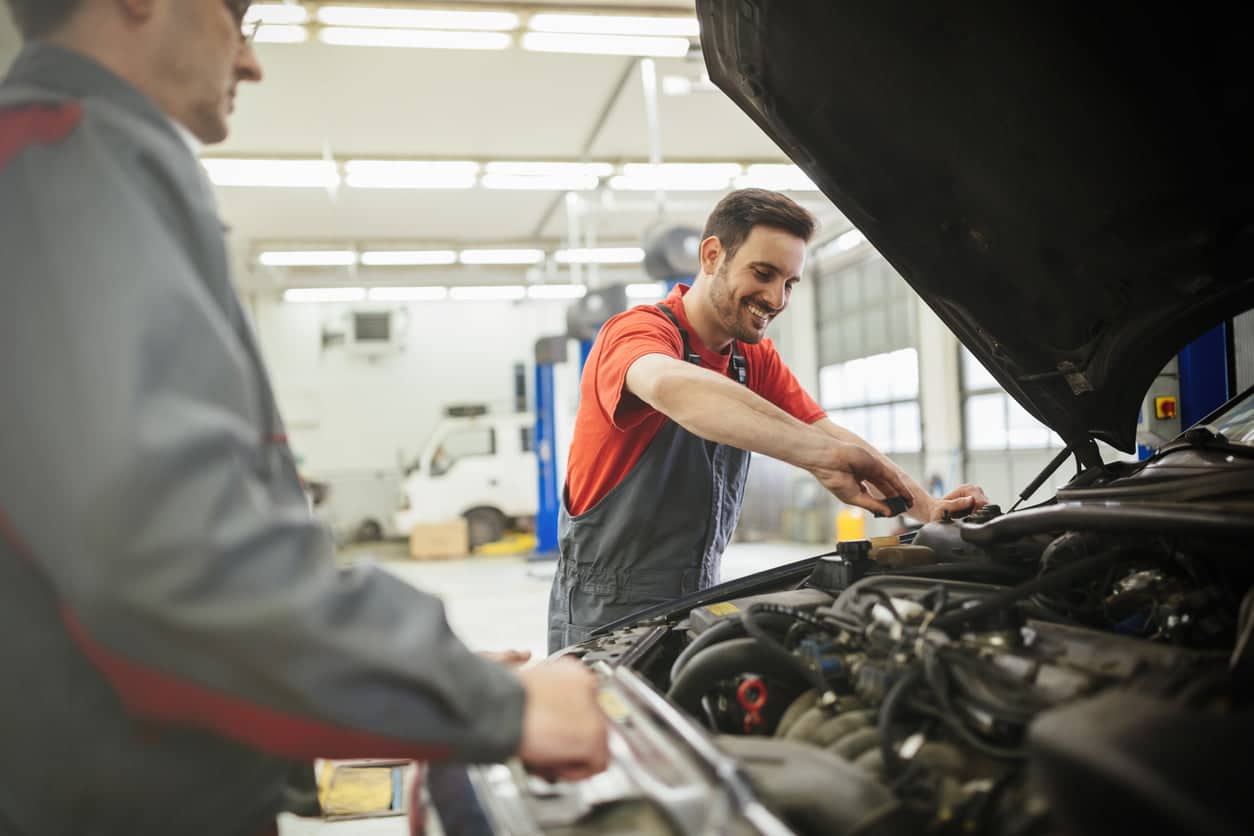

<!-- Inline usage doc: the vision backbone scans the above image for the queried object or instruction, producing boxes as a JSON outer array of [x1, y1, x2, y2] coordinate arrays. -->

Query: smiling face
[[705, 225, 807, 344]]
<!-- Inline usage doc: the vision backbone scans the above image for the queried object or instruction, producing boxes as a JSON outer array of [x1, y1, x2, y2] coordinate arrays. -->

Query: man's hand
[[809, 442, 913, 518], [478, 649, 532, 667], [922, 483, 989, 522], [516, 658, 610, 783]]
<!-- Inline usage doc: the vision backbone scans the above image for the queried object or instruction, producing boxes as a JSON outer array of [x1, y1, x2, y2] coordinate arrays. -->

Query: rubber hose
[[741, 606, 829, 696], [666, 637, 815, 717], [877, 664, 924, 780], [669, 611, 797, 684]]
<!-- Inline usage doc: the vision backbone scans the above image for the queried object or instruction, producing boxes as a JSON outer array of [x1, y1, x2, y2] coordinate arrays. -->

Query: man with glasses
[[0, 3, 608, 835]]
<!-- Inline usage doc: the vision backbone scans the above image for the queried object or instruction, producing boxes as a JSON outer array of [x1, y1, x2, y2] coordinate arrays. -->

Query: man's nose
[[766, 278, 788, 311], [237, 41, 264, 83]]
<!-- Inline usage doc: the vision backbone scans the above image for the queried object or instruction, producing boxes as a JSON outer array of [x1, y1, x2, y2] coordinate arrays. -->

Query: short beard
[[709, 262, 766, 345]]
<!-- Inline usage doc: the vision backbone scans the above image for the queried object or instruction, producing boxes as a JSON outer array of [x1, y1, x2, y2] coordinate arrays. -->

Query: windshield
[[1202, 385, 1254, 447]]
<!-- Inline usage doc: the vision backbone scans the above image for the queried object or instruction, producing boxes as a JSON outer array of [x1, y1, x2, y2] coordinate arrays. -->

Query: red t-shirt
[[564, 284, 827, 516]]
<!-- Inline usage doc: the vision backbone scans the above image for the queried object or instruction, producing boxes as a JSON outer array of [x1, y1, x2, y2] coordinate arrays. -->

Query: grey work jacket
[[0, 44, 523, 836], [547, 306, 751, 653]]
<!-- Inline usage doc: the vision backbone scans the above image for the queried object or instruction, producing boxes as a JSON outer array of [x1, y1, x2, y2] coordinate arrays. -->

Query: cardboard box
[[408, 518, 469, 560]]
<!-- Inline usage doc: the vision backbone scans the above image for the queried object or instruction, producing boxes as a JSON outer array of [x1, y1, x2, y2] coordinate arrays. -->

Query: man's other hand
[[925, 484, 990, 521], [810, 442, 912, 517], [516, 659, 610, 782], [479, 649, 533, 667]]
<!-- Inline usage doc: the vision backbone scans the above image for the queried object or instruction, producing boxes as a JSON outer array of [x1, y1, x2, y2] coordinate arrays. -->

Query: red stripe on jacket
[[0, 504, 451, 762], [0, 102, 83, 170]]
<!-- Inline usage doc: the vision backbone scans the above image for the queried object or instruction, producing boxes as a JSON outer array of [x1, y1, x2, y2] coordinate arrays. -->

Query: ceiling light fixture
[[202, 159, 340, 188], [345, 160, 479, 189], [319, 27, 512, 50], [449, 285, 527, 301], [527, 13, 699, 38], [459, 249, 546, 265], [734, 163, 820, 191], [316, 6, 518, 31], [835, 229, 868, 251], [252, 25, 310, 44], [527, 284, 588, 300], [484, 162, 614, 177], [480, 173, 600, 191], [611, 162, 742, 192], [625, 282, 666, 299], [283, 287, 367, 303], [360, 250, 458, 266], [243, 3, 309, 25], [521, 32, 689, 58], [555, 247, 645, 265], [367, 286, 449, 301], [260, 250, 358, 267]]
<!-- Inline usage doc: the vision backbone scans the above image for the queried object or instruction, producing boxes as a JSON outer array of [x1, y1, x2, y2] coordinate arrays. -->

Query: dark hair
[[702, 188, 817, 259], [4, 0, 87, 39]]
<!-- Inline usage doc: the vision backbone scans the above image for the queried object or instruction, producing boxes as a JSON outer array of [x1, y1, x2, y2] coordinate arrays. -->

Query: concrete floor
[[278, 539, 824, 835]]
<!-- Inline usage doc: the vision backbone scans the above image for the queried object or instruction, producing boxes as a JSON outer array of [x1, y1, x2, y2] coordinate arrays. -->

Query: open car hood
[[698, 0, 1254, 451]]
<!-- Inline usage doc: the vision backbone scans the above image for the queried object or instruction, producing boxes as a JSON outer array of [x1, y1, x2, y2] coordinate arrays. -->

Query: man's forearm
[[644, 361, 839, 470]]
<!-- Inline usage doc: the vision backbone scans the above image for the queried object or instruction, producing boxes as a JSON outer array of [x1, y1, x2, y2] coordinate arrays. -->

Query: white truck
[[393, 408, 539, 548]]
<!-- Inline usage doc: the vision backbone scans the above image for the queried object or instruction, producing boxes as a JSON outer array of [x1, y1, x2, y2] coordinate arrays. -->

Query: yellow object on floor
[[316, 759, 412, 819], [475, 531, 538, 556]]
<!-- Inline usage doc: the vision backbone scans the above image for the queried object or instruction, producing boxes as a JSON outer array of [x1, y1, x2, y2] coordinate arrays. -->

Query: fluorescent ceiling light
[[317, 6, 518, 31], [835, 229, 868, 251], [283, 287, 366, 303], [319, 27, 511, 50], [661, 73, 716, 96], [625, 282, 666, 299], [555, 247, 645, 265], [244, 3, 309, 25], [360, 250, 457, 266], [735, 164, 820, 191], [459, 249, 546, 265], [481, 173, 600, 191], [261, 250, 357, 267], [527, 284, 588, 300], [612, 162, 742, 192], [252, 25, 309, 44], [367, 286, 449, 301], [345, 160, 479, 189], [201, 159, 340, 188], [528, 13, 699, 38], [484, 162, 614, 177], [521, 32, 689, 58], [449, 285, 527, 301]]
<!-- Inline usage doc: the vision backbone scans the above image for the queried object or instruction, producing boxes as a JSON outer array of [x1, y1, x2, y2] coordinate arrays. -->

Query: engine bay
[[567, 501, 1253, 836]]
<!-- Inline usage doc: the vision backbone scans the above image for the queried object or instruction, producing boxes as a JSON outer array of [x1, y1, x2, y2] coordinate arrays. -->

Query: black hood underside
[[698, 0, 1254, 451]]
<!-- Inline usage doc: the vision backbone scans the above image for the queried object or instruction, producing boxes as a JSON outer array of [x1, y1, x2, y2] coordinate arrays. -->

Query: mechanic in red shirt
[[548, 189, 988, 652]]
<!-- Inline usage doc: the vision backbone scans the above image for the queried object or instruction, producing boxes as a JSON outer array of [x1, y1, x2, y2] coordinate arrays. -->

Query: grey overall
[[547, 305, 751, 652]]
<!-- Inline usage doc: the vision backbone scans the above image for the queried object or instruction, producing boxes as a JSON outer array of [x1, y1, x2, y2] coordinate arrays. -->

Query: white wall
[[249, 296, 569, 474]]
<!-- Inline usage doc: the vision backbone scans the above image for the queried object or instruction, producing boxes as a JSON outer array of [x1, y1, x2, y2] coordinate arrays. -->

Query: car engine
[[568, 497, 1253, 836]]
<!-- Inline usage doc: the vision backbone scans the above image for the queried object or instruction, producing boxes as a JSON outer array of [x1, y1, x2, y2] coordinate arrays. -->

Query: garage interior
[[3, 2, 1253, 834]]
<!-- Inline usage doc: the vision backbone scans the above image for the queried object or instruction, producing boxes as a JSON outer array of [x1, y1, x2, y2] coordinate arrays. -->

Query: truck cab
[[393, 407, 538, 548]]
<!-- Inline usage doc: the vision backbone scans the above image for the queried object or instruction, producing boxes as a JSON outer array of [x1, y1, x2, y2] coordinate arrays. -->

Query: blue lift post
[[1178, 322, 1232, 429], [531, 336, 568, 560]]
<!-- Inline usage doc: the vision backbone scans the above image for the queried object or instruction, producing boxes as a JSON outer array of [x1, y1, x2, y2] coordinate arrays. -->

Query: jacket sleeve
[[0, 105, 524, 763]]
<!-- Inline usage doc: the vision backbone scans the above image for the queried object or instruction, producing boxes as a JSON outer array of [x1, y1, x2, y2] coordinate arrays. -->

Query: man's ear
[[698, 235, 723, 276]]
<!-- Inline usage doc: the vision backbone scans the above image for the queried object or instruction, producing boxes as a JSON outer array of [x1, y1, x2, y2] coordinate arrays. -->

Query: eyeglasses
[[223, 0, 258, 42]]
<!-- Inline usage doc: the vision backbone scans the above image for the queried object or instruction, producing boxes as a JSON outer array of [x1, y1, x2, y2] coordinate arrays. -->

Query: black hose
[[665, 638, 816, 717], [959, 502, 1254, 545], [877, 664, 923, 780], [740, 604, 831, 696], [932, 548, 1128, 634], [668, 610, 798, 684]]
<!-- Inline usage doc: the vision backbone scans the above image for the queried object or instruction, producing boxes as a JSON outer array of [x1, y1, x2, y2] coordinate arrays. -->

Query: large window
[[961, 349, 1063, 451], [821, 348, 922, 454]]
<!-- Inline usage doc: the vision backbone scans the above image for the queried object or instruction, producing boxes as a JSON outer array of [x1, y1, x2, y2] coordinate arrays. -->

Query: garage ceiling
[[0, 2, 847, 293]]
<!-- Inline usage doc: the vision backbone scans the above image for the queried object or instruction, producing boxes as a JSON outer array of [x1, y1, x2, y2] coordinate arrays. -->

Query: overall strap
[[655, 303, 747, 385]]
